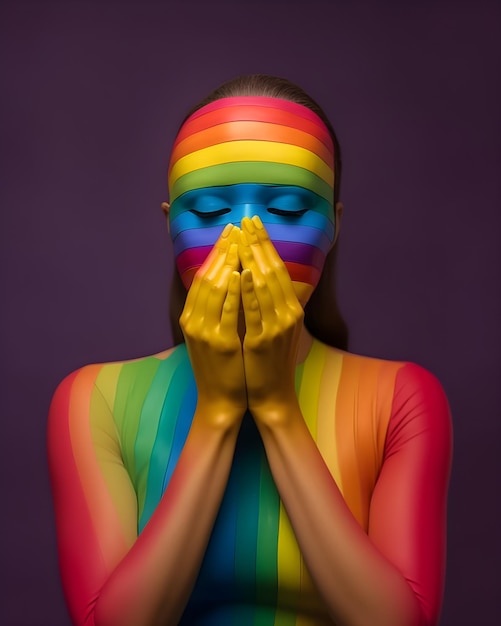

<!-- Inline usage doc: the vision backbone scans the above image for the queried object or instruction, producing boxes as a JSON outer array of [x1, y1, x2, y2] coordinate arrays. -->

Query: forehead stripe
[[169, 121, 334, 175], [170, 162, 333, 204], [169, 141, 333, 191], [173, 106, 333, 153], [187, 97, 326, 125]]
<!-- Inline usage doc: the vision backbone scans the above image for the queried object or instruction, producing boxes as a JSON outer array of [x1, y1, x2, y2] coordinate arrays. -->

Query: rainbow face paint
[[168, 96, 336, 301]]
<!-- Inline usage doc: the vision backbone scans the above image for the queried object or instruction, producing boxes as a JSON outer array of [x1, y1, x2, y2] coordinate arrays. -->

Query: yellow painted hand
[[180, 224, 246, 426], [239, 216, 304, 421]]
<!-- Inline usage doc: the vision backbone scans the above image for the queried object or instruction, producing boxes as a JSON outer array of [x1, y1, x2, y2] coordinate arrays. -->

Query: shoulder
[[321, 344, 407, 394], [323, 344, 452, 438], [325, 344, 449, 402], [380, 360, 453, 459], [48, 345, 187, 421]]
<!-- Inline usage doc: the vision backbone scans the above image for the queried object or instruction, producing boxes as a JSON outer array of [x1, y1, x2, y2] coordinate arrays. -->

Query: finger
[[205, 243, 240, 326], [251, 215, 299, 306], [184, 224, 235, 319], [240, 218, 288, 313], [219, 270, 241, 337], [241, 269, 262, 337], [203, 223, 237, 283], [240, 217, 268, 281]]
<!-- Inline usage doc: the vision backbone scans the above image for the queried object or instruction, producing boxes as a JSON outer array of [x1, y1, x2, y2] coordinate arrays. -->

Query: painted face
[[168, 96, 335, 304]]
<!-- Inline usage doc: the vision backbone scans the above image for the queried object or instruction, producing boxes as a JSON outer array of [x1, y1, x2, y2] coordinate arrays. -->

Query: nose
[[232, 202, 261, 226], [241, 203, 255, 220]]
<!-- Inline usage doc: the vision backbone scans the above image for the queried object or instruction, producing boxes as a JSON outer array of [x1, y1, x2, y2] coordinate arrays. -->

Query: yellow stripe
[[316, 348, 344, 489], [275, 340, 328, 614], [276, 502, 302, 615], [69, 365, 132, 564], [296, 340, 326, 605], [291, 281, 314, 306], [92, 363, 136, 542], [95, 362, 122, 410], [169, 140, 334, 189], [298, 339, 326, 439]]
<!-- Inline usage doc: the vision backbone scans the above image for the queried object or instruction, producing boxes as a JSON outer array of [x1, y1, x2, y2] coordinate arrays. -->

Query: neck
[[297, 324, 314, 364]]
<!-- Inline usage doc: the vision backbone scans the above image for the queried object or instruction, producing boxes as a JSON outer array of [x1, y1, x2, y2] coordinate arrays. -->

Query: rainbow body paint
[[48, 341, 452, 624]]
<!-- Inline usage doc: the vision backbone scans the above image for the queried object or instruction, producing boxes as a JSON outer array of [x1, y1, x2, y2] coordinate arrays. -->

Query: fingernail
[[252, 215, 264, 229], [221, 223, 233, 238], [229, 227, 240, 243], [242, 217, 258, 243], [246, 219, 255, 234]]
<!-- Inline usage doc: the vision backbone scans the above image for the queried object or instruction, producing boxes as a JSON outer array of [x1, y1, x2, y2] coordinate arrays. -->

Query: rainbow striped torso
[[92, 340, 403, 625]]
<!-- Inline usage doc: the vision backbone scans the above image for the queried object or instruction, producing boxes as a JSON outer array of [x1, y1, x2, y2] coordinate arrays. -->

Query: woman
[[48, 74, 452, 626]]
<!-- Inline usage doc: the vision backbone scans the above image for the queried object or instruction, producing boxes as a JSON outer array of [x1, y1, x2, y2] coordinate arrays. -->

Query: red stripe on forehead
[[173, 104, 333, 154], [188, 96, 326, 124]]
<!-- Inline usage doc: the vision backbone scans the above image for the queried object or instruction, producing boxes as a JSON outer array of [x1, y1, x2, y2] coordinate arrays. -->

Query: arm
[[48, 225, 246, 626], [238, 215, 452, 626]]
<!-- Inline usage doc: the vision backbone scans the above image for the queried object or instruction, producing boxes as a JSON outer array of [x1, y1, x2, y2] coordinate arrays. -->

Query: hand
[[180, 224, 246, 426], [239, 216, 304, 423]]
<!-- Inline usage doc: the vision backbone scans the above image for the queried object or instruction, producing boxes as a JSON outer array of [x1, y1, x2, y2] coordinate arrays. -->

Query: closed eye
[[267, 207, 308, 217], [189, 208, 231, 218]]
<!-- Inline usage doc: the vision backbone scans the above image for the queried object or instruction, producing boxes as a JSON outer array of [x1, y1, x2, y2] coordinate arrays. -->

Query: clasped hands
[[180, 216, 304, 429]]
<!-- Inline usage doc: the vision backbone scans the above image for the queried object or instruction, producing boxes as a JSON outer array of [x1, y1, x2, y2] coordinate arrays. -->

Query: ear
[[161, 202, 171, 234], [332, 201, 343, 247]]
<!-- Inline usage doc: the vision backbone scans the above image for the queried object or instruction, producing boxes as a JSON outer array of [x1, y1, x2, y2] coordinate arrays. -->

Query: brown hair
[[168, 74, 348, 350]]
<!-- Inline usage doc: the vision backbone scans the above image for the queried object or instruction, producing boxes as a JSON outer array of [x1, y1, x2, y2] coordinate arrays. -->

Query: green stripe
[[170, 162, 333, 203], [295, 359, 306, 394], [134, 348, 186, 519], [255, 453, 280, 624], [112, 358, 161, 483], [141, 348, 194, 530], [234, 416, 262, 622]]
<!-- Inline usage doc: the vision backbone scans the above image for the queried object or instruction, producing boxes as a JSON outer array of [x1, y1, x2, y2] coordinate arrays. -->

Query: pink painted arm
[[368, 363, 453, 624]]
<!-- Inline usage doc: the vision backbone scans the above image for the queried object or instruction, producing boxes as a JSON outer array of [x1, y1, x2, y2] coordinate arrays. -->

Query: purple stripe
[[173, 223, 331, 258], [274, 241, 325, 269], [177, 241, 325, 273]]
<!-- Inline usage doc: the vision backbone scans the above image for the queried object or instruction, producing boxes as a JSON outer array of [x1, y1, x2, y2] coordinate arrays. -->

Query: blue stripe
[[135, 350, 184, 525], [173, 222, 332, 257], [161, 371, 197, 493], [139, 348, 195, 532], [171, 210, 334, 244]]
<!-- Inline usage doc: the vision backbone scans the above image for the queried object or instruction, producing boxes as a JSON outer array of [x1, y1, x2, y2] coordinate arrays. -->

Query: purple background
[[1, 1, 499, 624]]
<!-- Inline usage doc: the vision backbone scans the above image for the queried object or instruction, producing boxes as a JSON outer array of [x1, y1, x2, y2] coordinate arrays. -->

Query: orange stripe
[[334, 355, 403, 530], [333, 355, 365, 527], [352, 358, 389, 529], [173, 105, 333, 153], [169, 121, 334, 175], [69, 365, 130, 564]]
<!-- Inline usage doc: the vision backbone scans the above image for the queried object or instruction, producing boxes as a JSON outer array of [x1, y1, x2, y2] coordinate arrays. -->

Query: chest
[[111, 344, 394, 615]]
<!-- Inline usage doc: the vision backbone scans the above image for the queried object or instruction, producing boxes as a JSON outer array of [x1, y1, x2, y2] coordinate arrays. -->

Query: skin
[[161, 199, 344, 308], [155, 208, 428, 626], [48, 202, 451, 626], [47, 89, 451, 626]]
